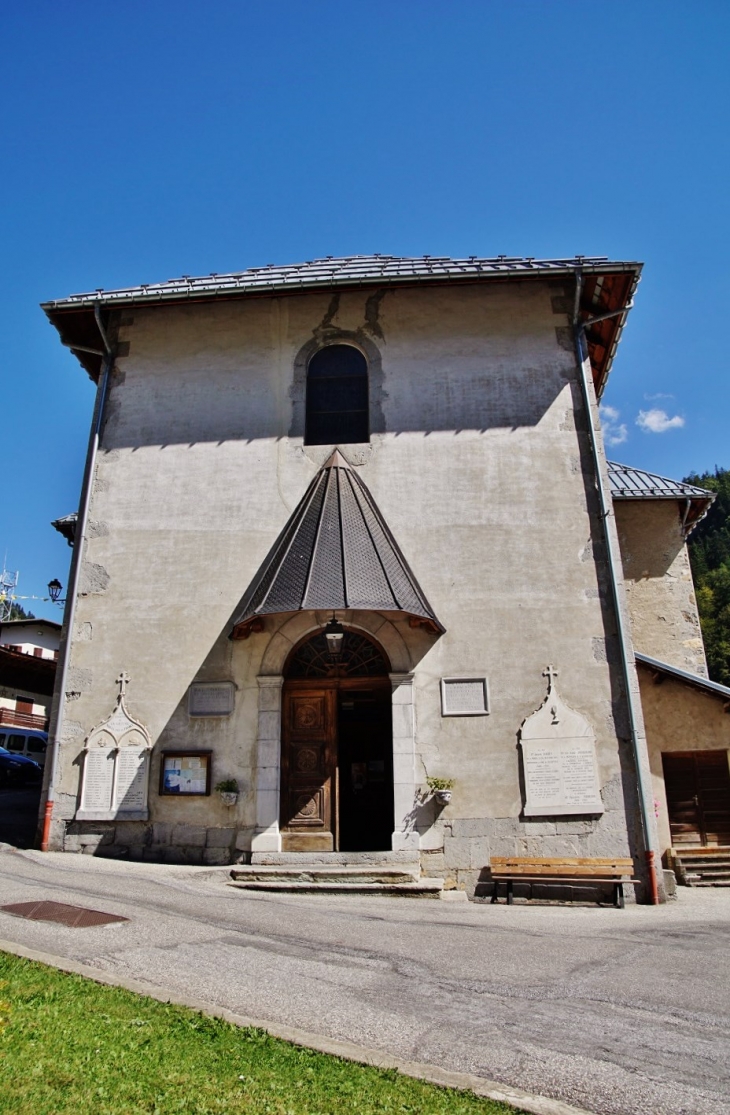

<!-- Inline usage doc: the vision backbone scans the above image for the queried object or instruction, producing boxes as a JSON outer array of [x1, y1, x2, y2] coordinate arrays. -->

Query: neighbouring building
[[608, 464, 730, 861], [36, 254, 725, 898], [0, 617, 60, 734]]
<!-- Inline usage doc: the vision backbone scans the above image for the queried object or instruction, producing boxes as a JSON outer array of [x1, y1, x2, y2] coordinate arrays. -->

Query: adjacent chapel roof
[[231, 451, 443, 637], [42, 253, 640, 395], [607, 461, 715, 534], [636, 653, 730, 705]]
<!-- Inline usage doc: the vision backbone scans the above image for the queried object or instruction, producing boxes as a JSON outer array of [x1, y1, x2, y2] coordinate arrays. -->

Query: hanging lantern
[[323, 616, 345, 659]]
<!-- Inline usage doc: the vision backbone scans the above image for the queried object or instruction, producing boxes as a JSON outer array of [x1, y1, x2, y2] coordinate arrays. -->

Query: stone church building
[[39, 255, 729, 901]]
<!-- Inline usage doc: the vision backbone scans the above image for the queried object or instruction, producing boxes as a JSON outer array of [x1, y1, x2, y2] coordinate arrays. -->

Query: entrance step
[[230, 855, 446, 898], [249, 850, 420, 867], [670, 847, 730, 886], [228, 878, 444, 897], [231, 865, 420, 884]]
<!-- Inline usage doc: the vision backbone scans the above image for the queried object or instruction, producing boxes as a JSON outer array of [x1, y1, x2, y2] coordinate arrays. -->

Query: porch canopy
[[231, 451, 444, 638]]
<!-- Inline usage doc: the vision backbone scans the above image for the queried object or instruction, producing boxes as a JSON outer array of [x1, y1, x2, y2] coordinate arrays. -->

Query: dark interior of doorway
[[337, 684, 393, 852]]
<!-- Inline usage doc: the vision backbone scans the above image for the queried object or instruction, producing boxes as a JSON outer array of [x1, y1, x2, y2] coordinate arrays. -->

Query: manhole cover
[[0, 901, 128, 928]]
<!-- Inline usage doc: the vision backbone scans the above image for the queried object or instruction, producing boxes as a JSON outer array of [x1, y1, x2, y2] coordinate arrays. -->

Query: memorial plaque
[[522, 739, 603, 815], [188, 682, 235, 717], [80, 748, 115, 813], [76, 673, 153, 821], [114, 749, 149, 812], [519, 667, 604, 817], [440, 677, 489, 716]]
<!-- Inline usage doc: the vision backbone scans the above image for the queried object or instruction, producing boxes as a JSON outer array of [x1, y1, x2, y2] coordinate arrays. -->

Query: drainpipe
[[573, 274, 661, 904], [40, 305, 116, 851]]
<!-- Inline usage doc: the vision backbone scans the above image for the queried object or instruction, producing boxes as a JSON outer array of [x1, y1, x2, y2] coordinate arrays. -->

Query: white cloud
[[599, 404, 628, 446], [636, 408, 685, 434]]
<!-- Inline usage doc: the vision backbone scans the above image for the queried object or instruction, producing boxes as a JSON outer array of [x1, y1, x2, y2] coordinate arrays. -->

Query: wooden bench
[[489, 857, 637, 908]]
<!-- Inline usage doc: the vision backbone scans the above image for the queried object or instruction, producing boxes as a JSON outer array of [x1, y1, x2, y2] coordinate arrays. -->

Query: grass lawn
[[0, 952, 525, 1115]]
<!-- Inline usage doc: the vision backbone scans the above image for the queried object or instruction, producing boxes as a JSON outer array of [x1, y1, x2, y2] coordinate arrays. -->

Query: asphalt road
[[0, 847, 728, 1115]]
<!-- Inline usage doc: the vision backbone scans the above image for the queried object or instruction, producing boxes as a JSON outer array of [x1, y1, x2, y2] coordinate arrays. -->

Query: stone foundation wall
[[61, 820, 248, 865], [420, 771, 643, 902]]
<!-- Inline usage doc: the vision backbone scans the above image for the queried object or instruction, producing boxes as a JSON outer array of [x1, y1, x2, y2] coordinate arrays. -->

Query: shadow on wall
[[101, 293, 574, 450]]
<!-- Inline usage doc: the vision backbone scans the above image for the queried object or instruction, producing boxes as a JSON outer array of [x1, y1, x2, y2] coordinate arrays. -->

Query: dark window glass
[[305, 345, 369, 445]]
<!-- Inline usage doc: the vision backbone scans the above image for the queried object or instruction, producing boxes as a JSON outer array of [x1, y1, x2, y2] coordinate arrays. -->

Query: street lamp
[[323, 615, 344, 660], [48, 579, 63, 603]]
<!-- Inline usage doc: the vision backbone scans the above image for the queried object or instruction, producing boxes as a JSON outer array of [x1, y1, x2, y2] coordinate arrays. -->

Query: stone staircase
[[669, 847, 730, 887], [229, 851, 456, 898]]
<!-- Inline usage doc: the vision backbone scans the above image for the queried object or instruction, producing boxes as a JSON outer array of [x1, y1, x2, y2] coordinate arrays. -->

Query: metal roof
[[0, 618, 61, 631], [41, 254, 639, 310], [607, 461, 714, 535], [636, 653, 730, 704], [43, 252, 641, 394], [231, 450, 443, 636]]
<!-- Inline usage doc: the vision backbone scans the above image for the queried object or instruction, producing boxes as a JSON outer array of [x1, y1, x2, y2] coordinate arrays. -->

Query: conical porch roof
[[231, 451, 443, 637]]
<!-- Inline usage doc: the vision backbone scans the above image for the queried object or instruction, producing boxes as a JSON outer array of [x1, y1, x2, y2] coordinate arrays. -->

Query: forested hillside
[[684, 467, 730, 685]]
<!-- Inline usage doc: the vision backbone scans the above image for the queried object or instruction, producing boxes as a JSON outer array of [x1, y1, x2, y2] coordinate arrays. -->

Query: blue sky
[[2, 1, 728, 619]]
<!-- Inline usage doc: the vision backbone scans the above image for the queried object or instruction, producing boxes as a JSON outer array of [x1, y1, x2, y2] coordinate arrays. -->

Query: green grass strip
[[0, 951, 523, 1115]]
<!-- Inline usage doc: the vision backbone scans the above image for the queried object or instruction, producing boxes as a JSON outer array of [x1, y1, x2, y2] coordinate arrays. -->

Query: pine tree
[[684, 468, 730, 685]]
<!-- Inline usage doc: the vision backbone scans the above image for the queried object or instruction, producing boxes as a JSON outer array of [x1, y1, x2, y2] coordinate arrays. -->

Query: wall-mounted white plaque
[[188, 682, 235, 717], [519, 666, 603, 816], [440, 677, 489, 717], [76, 673, 153, 822], [80, 747, 115, 814]]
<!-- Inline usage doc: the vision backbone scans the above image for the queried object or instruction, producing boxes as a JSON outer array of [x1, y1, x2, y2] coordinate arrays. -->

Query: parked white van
[[0, 728, 48, 767]]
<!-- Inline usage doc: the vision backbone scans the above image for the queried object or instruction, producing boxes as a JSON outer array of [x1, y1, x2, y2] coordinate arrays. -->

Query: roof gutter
[[573, 271, 662, 904], [40, 305, 115, 851]]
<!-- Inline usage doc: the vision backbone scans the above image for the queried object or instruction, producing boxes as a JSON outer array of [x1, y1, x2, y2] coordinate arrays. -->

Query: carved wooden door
[[281, 686, 337, 851]]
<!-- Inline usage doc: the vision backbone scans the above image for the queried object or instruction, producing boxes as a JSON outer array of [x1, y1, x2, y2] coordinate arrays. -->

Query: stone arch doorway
[[280, 629, 394, 852]]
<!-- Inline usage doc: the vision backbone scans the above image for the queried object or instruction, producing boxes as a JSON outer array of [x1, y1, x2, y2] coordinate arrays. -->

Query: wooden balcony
[[0, 708, 49, 732]]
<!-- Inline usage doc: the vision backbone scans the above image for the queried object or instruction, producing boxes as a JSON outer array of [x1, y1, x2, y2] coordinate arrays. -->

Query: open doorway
[[280, 630, 393, 852]]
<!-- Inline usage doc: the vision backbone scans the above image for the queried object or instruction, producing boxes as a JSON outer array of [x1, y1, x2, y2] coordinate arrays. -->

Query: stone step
[[693, 880, 730, 887], [249, 850, 420, 867], [673, 842, 730, 851], [231, 865, 420, 884], [673, 856, 730, 865], [227, 878, 445, 897]]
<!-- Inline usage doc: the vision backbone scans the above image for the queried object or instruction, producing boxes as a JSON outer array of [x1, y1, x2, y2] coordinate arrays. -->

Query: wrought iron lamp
[[323, 615, 344, 659], [48, 579, 63, 604]]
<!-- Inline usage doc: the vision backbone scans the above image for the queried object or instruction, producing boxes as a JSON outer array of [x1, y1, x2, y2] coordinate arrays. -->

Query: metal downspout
[[40, 306, 116, 851], [573, 275, 661, 903]]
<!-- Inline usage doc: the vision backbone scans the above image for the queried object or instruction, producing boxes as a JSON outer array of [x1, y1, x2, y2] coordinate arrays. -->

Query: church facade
[[41, 255, 686, 900]]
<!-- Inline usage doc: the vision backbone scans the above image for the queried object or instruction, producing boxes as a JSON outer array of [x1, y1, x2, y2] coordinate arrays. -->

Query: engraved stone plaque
[[115, 749, 149, 811], [440, 677, 489, 716], [188, 682, 235, 717], [80, 748, 115, 813], [519, 667, 603, 816]]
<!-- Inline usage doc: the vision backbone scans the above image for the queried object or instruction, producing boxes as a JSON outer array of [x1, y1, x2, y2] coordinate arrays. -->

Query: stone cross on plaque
[[77, 673, 153, 822], [519, 667, 604, 817]]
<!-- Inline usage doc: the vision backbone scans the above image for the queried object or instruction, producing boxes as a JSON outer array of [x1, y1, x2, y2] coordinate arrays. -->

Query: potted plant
[[215, 778, 239, 806], [426, 776, 454, 806]]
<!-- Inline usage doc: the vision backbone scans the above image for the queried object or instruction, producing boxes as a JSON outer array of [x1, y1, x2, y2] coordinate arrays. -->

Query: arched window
[[305, 345, 369, 445]]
